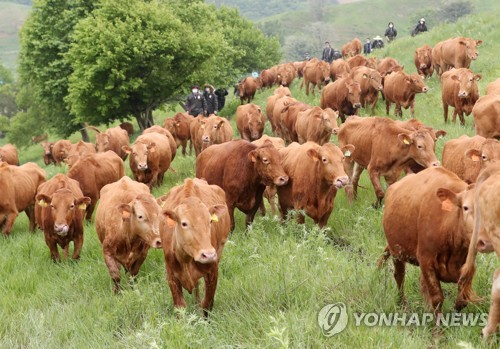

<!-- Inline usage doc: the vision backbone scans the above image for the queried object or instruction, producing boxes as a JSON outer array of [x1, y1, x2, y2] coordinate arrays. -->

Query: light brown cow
[[95, 176, 162, 293], [275, 63, 296, 87], [189, 115, 206, 156], [277, 142, 354, 227], [67, 151, 125, 221], [473, 94, 500, 140], [377, 57, 404, 79], [271, 95, 299, 137], [236, 104, 265, 141], [0, 162, 45, 236], [51, 139, 72, 164], [347, 55, 377, 69], [320, 77, 362, 123], [485, 78, 500, 95], [384, 71, 428, 118], [164, 112, 192, 156], [41, 142, 56, 166], [199, 115, 233, 153], [123, 132, 172, 188], [89, 125, 130, 160], [265, 89, 292, 134], [142, 125, 177, 161], [119, 122, 134, 136], [414, 44, 434, 78], [273, 86, 292, 96], [0, 144, 19, 165], [237, 77, 259, 104], [196, 140, 288, 230], [338, 116, 440, 207], [380, 167, 476, 312], [279, 101, 311, 144], [437, 37, 482, 75], [293, 61, 306, 78], [295, 107, 339, 145], [330, 59, 351, 81], [301, 59, 331, 96], [441, 68, 481, 125], [64, 140, 97, 167], [341, 38, 362, 58], [350, 66, 383, 115], [159, 178, 230, 315], [35, 174, 89, 261], [260, 68, 277, 89]]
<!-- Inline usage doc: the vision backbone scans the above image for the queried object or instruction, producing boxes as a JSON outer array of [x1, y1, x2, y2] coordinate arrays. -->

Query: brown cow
[[330, 59, 351, 81], [260, 68, 276, 89], [0, 162, 45, 236], [271, 95, 299, 138], [347, 55, 377, 69], [384, 71, 428, 118], [441, 68, 481, 125], [273, 85, 292, 96], [320, 77, 361, 123], [0, 144, 19, 165], [350, 66, 383, 115], [279, 101, 311, 144], [119, 121, 134, 135], [142, 125, 177, 161], [123, 132, 172, 188], [293, 61, 306, 78], [159, 178, 230, 315], [35, 174, 89, 261], [31, 133, 48, 144], [164, 112, 192, 156], [266, 93, 294, 135], [301, 59, 331, 96], [41, 142, 56, 166], [67, 151, 125, 221], [89, 125, 130, 160], [277, 142, 354, 227], [51, 139, 72, 164], [377, 57, 404, 96], [95, 176, 162, 293], [295, 107, 339, 145], [236, 104, 265, 141], [341, 38, 362, 58], [275, 63, 296, 87], [196, 140, 288, 230], [380, 167, 476, 312], [486, 78, 500, 95], [338, 116, 440, 207], [64, 140, 97, 167], [435, 37, 482, 76], [237, 77, 259, 104], [189, 115, 206, 156], [199, 115, 233, 153], [472, 94, 500, 140], [414, 45, 434, 78]]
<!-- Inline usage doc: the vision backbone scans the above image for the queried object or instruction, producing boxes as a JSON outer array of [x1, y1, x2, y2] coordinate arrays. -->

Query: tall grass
[[1, 9, 499, 348]]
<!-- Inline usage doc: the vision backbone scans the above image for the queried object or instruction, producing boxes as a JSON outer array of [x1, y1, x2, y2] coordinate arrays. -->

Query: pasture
[[1, 9, 499, 349]]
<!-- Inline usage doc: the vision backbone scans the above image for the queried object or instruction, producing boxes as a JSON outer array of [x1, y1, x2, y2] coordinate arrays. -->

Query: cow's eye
[[181, 222, 188, 228], [463, 205, 469, 212], [132, 152, 137, 156], [322, 157, 328, 163], [138, 215, 143, 220], [482, 155, 488, 161], [417, 145, 423, 149], [70, 204, 75, 209], [50, 204, 55, 209], [262, 157, 270, 164]]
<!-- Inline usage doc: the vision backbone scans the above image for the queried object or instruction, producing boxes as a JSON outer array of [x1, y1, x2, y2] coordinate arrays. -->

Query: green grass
[[1, 9, 500, 349]]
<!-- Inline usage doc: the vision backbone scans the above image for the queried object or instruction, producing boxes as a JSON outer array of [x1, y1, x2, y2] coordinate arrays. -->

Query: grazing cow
[[237, 77, 259, 104], [41, 142, 56, 166], [341, 38, 362, 58], [164, 112, 192, 156], [485, 78, 500, 95], [142, 125, 177, 161], [279, 102, 311, 144], [277, 142, 354, 227], [320, 77, 362, 123], [301, 59, 331, 96], [350, 66, 383, 115], [260, 68, 277, 89], [159, 178, 230, 315], [123, 132, 172, 188], [35, 174, 89, 261], [196, 140, 288, 230], [338, 116, 440, 207], [414, 45, 434, 78], [95, 176, 163, 293], [472, 94, 500, 140], [295, 107, 339, 145], [88, 125, 130, 160], [347, 55, 377, 69], [437, 37, 482, 75], [31, 133, 48, 144], [64, 140, 97, 167], [0, 162, 46, 236], [119, 121, 134, 136], [67, 151, 125, 221], [275, 63, 296, 87], [330, 59, 351, 81], [51, 139, 72, 164], [236, 104, 265, 141], [0, 144, 19, 165], [441, 68, 481, 125], [380, 167, 476, 312], [384, 71, 428, 118]]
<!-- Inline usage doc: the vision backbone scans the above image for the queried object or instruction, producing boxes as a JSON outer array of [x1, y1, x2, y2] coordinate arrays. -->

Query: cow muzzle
[[458, 91, 468, 98], [420, 63, 427, 69], [431, 161, 441, 167], [151, 237, 162, 249], [274, 175, 289, 186], [422, 87, 429, 93], [353, 103, 362, 108], [202, 136, 210, 144], [137, 163, 148, 171], [335, 176, 349, 189], [54, 223, 69, 236], [197, 249, 217, 264], [477, 238, 494, 253]]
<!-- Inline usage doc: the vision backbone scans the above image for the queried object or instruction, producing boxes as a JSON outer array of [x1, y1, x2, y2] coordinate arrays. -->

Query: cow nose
[[200, 249, 217, 263], [138, 163, 148, 170], [45, 151, 51, 155], [431, 161, 440, 167], [54, 224, 69, 235], [335, 176, 349, 188], [202, 135, 210, 143], [477, 238, 494, 253], [458, 91, 468, 98], [422, 87, 429, 92], [274, 175, 289, 186], [353, 103, 362, 108], [332, 127, 340, 135], [420, 64, 427, 69], [151, 238, 162, 249]]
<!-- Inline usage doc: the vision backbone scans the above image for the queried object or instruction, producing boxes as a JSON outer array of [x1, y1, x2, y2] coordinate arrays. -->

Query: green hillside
[[0, 1, 30, 72]]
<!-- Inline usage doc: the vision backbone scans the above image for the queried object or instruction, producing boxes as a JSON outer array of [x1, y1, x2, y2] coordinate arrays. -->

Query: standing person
[[321, 42, 334, 63], [385, 22, 397, 42], [185, 85, 207, 117], [363, 38, 372, 55], [412, 18, 428, 37], [203, 84, 218, 115], [214, 88, 228, 112]]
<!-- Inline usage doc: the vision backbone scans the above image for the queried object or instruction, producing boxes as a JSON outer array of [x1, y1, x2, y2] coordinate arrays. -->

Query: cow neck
[[172, 228, 193, 264]]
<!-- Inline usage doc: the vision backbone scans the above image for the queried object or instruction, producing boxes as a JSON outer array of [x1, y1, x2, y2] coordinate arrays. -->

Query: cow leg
[[410, 101, 415, 118], [202, 268, 219, 316], [147, 171, 159, 188], [245, 196, 263, 228], [44, 234, 61, 262], [367, 168, 384, 208], [85, 202, 95, 221], [227, 205, 236, 232], [482, 268, 500, 338], [420, 267, 444, 313], [351, 163, 365, 201], [443, 103, 448, 123], [458, 112, 465, 126], [385, 99, 391, 115], [72, 234, 83, 260], [258, 201, 266, 217], [25, 205, 36, 232], [339, 112, 346, 124], [451, 109, 457, 124], [62, 244, 69, 260], [167, 273, 187, 309], [104, 253, 122, 294], [395, 103, 402, 118], [2, 211, 19, 236], [266, 185, 277, 216], [393, 259, 407, 307]]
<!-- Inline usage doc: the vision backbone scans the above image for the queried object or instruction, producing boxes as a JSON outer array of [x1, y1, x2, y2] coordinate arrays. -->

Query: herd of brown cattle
[[0, 34, 499, 336]]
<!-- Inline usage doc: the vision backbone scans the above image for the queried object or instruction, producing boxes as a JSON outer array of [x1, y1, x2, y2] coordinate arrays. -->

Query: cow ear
[[398, 133, 412, 145], [118, 203, 132, 220], [122, 145, 132, 154], [436, 188, 459, 212], [435, 130, 447, 139], [451, 75, 460, 81], [465, 149, 481, 162], [218, 120, 225, 128], [475, 74, 482, 81], [458, 40, 466, 46], [76, 197, 91, 210], [36, 194, 52, 207], [248, 150, 258, 163], [147, 142, 156, 153], [341, 144, 355, 157], [306, 148, 320, 162], [209, 204, 227, 223], [257, 107, 262, 113], [163, 209, 179, 228], [476, 40, 483, 46]]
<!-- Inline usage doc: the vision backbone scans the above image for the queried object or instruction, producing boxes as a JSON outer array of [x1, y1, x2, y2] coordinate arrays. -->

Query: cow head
[[405, 73, 428, 93], [122, 141, 155, 171], [315, 107, 340, 135], [248, 142, 288, 187], [416, 47, 432, 69], [202, 117, 226, 145], [318, 61, 331, 84], [306, 143, 353, 188], [164, 119, 176, 135], [436, 184, 475, 239], [345, 80, 362, 109], [163, 197, 226, 264], [41, 142, 54, 156], [246, 107, 265, 141], [118, 194, 162, 249], [95, 133, 111, 153], [399, 130, 440, 168], [451, 70, 481, 98], [37, 189, 91, 236], [465, 139, 500, 170], [363, 71, 383, 91], [459, 39, 482, 61]]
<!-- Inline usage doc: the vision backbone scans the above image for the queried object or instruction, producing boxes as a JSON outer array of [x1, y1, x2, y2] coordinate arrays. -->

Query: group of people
[[184, 84, 228, 117]]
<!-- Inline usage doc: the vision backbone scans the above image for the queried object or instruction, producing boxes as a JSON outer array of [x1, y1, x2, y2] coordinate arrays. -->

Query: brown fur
[[384, 71, 428, 118], [473, 94, 500, 140], [441, 68, 480, 125], [236, 104, 265, 141]]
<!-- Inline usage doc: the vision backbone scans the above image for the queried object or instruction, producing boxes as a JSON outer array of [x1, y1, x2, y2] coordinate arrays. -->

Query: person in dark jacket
[[185, 85, 207, 117], [363, 38, 372, 55], [384, 22, 397, 42], [203, 84, 218, 115], [214, 88, 228, 111], [321, 42, 334, 63], [411, 18, 428, 37]]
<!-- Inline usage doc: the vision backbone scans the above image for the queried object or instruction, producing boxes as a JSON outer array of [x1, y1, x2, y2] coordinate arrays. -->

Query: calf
[[0, 144, 19, 165], [237, 77, 259, 104], [350, 66, 383, 115], [295, 107, 339, 145], [320, 77, 361, 123], [164, 112, 192, 156], [441, 68, 481, 125], [384, 71, 428, 118], [414, 44, 434, 78], [51, 139, 72, 164], [89, 125, 130, 160], [236, 104, 265, 141], [41, 142, 56, 166], [95, 176, 162, 293], [472, 94, 500, 140]]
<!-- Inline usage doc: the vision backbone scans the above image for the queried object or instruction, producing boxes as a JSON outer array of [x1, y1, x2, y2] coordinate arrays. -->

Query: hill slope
[[0, 1, 31, 72]]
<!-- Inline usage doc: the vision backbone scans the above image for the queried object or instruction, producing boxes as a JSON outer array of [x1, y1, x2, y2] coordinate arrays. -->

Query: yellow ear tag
[[211, 214, 219, 222], [38, 200, 48, 207], [403, 139, 410, 145], [201, 125, 205, 129], [78, 203, 87, 210], [344, 150, 351, 157]]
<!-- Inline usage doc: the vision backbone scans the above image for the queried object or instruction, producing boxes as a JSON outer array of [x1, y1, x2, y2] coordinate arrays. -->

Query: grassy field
[[1, 9, 500, 349]]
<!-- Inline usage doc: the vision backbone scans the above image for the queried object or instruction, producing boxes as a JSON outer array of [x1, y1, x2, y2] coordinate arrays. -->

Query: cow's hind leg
[[482, 268, 500, 338], [420, 265, 444, 313], [25, 205, 36, 232], [393, 259, 407, 307]]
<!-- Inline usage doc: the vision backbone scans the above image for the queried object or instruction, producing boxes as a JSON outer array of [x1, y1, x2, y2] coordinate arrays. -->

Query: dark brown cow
[[350, 66, 383, 115], [123, 132, 172, 188], [119, 121, 134, 136], [65, 140, 97, 168], [320, 77, 362, 123], [196, 140, 288, 230], [51, 139, 72, 164], [437, 37, 482, 75], [142, 125, 177, 161], [380, 167, 476, 312], [414, 44, 434, 78], [485, 78, 500, 95], [0, 144, 19, 165], [341, 38, 362, 58], [0, 162, 46, 236], [164, 112, 192, 156], [88, 125, 130, 160], [384, 71, 428, 118], [275, 63, 296, 87], [41, 142, 56, 166], [67, 151, 125, 221], [236, 104, 265, 141], [237, 77, 259, 104], [441, 68, 481, 125], [338, 116, 440, 207], [279, 101, 311, 144], [301, 59, 331, 96], [95, 176, 162, 293], [35, 174, 89, 261], [31, 133, 48, 144], [295, 107, 339, 145], [159, 178, 230, 316], [472, 94, 500, 140], [330, 59, 351, 81]]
